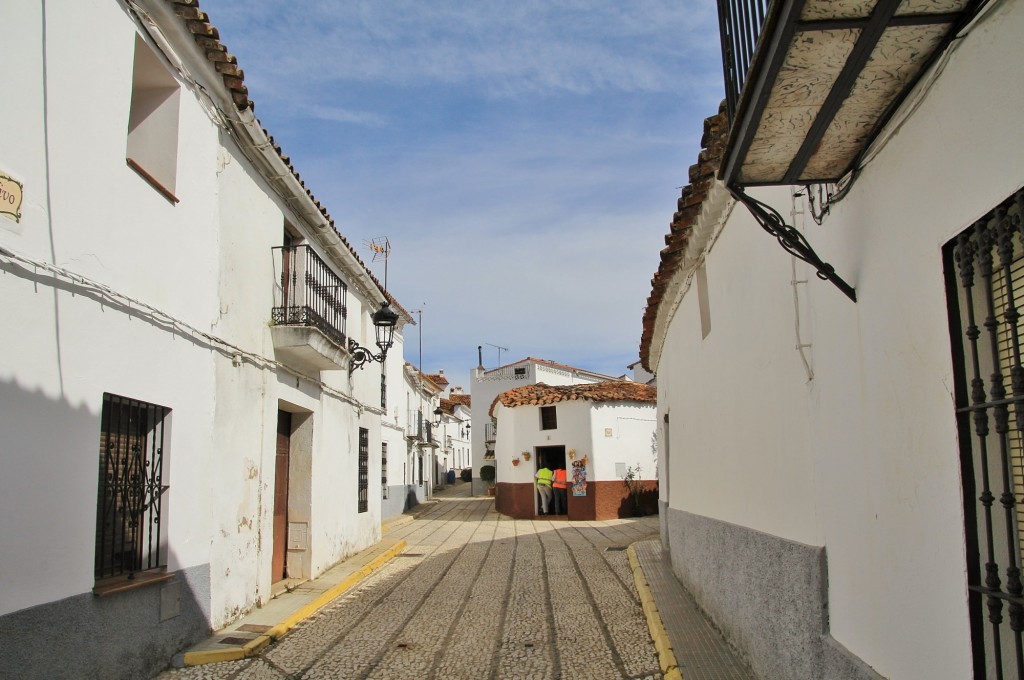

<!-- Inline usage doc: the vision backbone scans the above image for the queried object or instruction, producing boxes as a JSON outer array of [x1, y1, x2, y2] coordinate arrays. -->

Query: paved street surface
[[155, 485, 664, 679]]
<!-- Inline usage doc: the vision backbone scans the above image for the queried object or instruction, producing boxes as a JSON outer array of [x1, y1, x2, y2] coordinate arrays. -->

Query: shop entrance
[[535, 446, 566, 516]]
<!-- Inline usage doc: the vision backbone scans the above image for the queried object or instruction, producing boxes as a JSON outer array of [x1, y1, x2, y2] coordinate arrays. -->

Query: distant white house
[[0, 2, 412, 678], [489, 382, 657, 519], [469, 354, 624, 494], [402, 363, 443, 503], [641, 1, 1024, 679], [436, 387, 472, 476]]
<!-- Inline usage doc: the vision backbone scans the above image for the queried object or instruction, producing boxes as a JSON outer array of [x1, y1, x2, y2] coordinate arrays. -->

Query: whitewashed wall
[[493, 400, 655, 485], [0, 0, 221, 617], [0, 0, 403, 644], [655, 2, 1024, 676], [589, 404, 656, 481]]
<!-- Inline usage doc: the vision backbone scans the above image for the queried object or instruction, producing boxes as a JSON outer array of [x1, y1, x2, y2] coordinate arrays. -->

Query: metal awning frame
[[728, 183, 857, 302]]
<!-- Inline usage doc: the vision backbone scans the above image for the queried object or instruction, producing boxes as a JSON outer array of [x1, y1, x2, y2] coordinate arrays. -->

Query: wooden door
[[273, 410, 291, 582]]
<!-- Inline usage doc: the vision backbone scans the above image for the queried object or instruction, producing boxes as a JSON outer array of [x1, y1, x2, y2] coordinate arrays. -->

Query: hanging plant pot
[[522, 451, 531, 461], [512, 458, 521, 467], [568, 449, 576, 459]]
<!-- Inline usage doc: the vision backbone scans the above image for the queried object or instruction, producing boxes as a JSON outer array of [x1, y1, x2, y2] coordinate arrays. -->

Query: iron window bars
[[948, 189, 1024, 678], [382, 442, 388, 500], [358, 428, 369, 513], [95, 393, 169, 581]]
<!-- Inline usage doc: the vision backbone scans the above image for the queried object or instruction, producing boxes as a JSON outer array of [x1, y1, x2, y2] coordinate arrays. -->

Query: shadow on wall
[[404, 484, 420, 512], [617, 486, 660, 518], [0, 378, 211, 680]]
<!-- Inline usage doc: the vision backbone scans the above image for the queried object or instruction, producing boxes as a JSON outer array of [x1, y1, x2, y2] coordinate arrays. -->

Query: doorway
[[535, 445, 566, 516], [273, 410, 291, 583]]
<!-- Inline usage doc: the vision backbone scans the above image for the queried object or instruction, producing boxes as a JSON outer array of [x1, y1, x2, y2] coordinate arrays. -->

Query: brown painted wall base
[[495, 480, 659, 520]]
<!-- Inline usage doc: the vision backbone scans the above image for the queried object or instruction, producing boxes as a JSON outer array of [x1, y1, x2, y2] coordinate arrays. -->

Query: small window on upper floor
[[514, 367, 527, 376], [126, 35, 180, 203], [540, 405, 557, 430]]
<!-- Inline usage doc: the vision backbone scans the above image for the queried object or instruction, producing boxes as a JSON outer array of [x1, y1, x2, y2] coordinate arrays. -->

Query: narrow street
[[156, 486, 664, 680]]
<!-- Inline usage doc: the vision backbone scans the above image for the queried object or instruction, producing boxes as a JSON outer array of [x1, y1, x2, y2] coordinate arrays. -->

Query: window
[[946, 188, 1024, 678], [381, 442, 388, 500], [540, 405, 557, 430], [126, 35, 181, 202], [381, 373, 387, 409], [95, 393, 170, 583], [514, 367, 527, 376], [358, 428, 369, 513]]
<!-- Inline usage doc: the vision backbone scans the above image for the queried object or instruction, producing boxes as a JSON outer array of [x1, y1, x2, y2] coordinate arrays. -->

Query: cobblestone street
[[155, 490, 664, 680]]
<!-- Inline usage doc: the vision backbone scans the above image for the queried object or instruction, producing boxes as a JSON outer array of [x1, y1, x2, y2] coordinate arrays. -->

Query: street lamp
[[433, 407, 444, 426], [348, 301, 400, 371]]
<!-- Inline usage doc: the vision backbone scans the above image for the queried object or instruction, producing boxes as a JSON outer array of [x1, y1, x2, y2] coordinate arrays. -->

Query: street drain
[[397, 553, 424, 557], [525, 643, 535, 648], [605, 546, 628, 552], [396, 642, 414, 649]]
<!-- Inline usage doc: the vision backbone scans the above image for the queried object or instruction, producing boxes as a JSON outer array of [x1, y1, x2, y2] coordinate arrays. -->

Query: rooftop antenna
[[364, 236, 391, 290], [486, 342, 508, 368]]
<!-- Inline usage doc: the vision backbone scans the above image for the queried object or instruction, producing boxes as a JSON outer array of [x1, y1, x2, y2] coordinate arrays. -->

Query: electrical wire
[[0, 244, 376, 413]]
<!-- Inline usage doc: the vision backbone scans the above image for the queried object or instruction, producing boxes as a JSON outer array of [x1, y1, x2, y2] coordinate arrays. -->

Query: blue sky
[[200, 1, 724, 390]]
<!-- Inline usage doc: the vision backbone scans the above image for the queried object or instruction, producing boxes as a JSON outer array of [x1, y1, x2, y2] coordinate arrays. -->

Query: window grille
[[382, 442, 388, 500], [381, 373, 387, 409], [947, 189, 1024, 678], [358, 428, 369, 513], [95, 393, 169, 582], [540, 405, 558, 430]]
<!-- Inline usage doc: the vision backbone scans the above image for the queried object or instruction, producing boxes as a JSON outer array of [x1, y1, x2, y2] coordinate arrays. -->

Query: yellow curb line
[[183, 539, 408, 667], [627, 544, 684, 680]]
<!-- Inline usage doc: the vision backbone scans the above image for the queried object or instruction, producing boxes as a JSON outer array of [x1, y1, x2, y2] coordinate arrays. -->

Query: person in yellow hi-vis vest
[[535, 464, 553, 515]]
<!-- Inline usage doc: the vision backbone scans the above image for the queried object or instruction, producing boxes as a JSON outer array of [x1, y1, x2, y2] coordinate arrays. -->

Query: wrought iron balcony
[[407, 410, 424, 440], [718, 0, 984, 187], [270, 244, 349, 371]]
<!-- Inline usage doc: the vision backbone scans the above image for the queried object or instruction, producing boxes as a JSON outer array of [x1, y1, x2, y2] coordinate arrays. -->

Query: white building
[[490, 382, 657, 520], [642, 1, 1024, 678], [402, 363, 443, 504], [436, 388, 473, 477], [468, 354, 624, 494], [0, 2, 412, 678]]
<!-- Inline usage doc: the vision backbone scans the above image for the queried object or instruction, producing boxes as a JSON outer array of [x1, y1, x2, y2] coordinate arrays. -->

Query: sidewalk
[[632, 539, 758, 680], [171, 482, 470, 668]]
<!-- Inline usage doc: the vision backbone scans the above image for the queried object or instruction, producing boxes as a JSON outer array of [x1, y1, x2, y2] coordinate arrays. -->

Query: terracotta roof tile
[[489, 381, 656, 417], [638, 102, 730, 374], [449, 394, 471, 408]]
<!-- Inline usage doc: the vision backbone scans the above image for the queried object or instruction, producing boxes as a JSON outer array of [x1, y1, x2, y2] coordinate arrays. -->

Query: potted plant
[[481, 464, 496, 496], [522, 451, 531, 461], [512, 457, 520, 467]]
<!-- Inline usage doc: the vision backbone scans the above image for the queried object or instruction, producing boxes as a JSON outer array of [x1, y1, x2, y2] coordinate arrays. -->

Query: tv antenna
[[364, 236, 391, 289], [486, 343, 508, 367]]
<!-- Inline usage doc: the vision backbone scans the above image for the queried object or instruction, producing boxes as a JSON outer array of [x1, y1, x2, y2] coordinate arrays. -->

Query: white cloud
[[306, 105, 388, 127]]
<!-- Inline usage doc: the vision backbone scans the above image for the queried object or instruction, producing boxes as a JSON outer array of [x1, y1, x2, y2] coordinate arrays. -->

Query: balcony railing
[[716, 0, 768, 122], [406, 411, 437, 444], [407, 410, 424, 440], [272, 244, 347, 348]]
